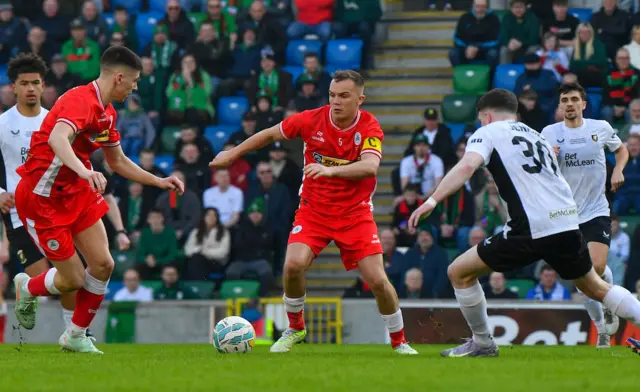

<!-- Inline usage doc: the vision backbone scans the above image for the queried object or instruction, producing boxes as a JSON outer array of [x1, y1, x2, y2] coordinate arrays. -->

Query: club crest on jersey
[[313, 152, 356, 167], [90, 129, 110, 143], [591, 134, 598, 142], [292, 225, 302, 234], [47, 240, 60, 251], [354, 132, 362, 146]]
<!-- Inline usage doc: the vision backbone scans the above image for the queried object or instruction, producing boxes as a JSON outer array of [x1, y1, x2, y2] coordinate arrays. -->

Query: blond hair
[[574, 23, 595, 61]]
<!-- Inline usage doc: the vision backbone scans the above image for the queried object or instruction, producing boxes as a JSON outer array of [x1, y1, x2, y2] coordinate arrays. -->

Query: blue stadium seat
[[324, 64, 340, 76], [204, 124, 239, 153], [326, 39, 363, 70], [136, 12, 164, 52], [493, 64, 525, 91], [446, 123, 467, 145], [286, 40, 323, 66], [0, 64, 8, 85], [587, 87, 603, 94], [569, 8, 592, 23], [282, 65, 304, 83], [217, 97, 249, 126], [104, 13, 115, 29], [105, 281, 124, 301], [111, 0, 142, 15], [149, 0, 169, 13], [586, 92, 603, 119], [155, 155, 175, 173]]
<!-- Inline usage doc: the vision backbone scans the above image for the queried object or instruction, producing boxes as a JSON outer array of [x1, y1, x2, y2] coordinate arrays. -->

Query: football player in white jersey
[[0, 53, 130, 333], [409, 89, 640, 357], [541, 82, 629, 348]]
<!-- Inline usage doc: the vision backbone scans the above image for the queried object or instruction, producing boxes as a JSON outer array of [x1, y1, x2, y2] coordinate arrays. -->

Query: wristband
[[116, 230, 128, 236], [425, 197, 437, 208]]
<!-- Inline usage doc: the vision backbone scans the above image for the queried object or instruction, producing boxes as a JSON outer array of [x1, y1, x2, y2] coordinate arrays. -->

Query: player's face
[[329, 79, 365, 123], [112, 68, 140, 103], [13, 73, 44, 108], [559, 91, 586, 121]]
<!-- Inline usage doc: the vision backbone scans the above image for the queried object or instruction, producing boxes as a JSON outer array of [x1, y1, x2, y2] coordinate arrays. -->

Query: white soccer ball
[[212, 316, 256, 353]]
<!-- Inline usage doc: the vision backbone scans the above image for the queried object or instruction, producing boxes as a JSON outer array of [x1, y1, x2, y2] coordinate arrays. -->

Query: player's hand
[[80, 169, 107, 194], [552, 145, 560, 157], [611, 169, 625, 192], [408, 201, 436, 231], [303, 163, 333, 179], [0, 192, 15, 214], [116, 232, 131, 251], [159, 176, 185, 195], [209, 151, 235, 168]]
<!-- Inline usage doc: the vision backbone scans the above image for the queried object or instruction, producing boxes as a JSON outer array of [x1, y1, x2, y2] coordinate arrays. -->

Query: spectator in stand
[[380, 228, 404, 282], [138, 57, 163, 128], [287, 0, 333, 42], [143, 24, 180, 86], [500, 0, 540, 64], [517, 89, 547, 132], [333, 0, 382, 70], [254, 92, 284, 131], [608, 215, 630, 286], [602, 47, 639, 124], [438, 176, 475, 252], [136, 209, 180, 280], [137, 149, 167, 220], [161, 0, 196, 50], [203, 168, 244, 228], [293, 75, 326, 111], [398, 268, 427, 299], [205, 0, 238, 50], [113, 269, 153, 302], [187, 21, 230, 87], [621, 98, 640, 139], [248, 50, 293, 111], [625, 26, 640, 70], [175, 125, 215, 166], [536, 32, 570, 81], [526, 264, 571, 300], [467, 226, 487, 249], [0, 85, 14, 112], [342, 273, 374, 298], [570, 23, 609, 88], [392, 184, 424, 247], [217, 27, 262, 97], [484, 272, 518, 299], [295, 52, 331, 98], [41, 84, 58, 110], [399, 133, 444, 197], [175, 143, 211, 196], [156, 170, 202, 245], [45, 54, 82, 95], [15, 25, 56, 67], [109, 31, 126, 48], [154, 265, 198, 300], [401, 229, 450, 298], [34, 0, 71, 47], [542, 0, 579, 57], [590, 0, 632, 61], [80, 0, 108, 48], [184, 208, 231, 280], [111, 5, 138, 53], [238, 1, 287, 61], [116, 94, 157, 157], [514, 53, 559, 116], [614, 134, 640, 214], [477, 179, 507, 236], [227, 111, 266, 165], [165, 54, 215, 127], [211, 143, 252, 192], [118, 181, 146, 245], [61, 18, 101, 83], [449, 0, 500, 68], [227, 197, 276, 296], [527, 0, 553, 22], [268, 142, 301, 204], [405, 108, 456, 169]]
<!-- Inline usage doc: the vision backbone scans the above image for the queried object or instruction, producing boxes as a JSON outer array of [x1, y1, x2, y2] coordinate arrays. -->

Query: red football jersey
[[279, 105, 383, 217], [17, 81, 120, 198]]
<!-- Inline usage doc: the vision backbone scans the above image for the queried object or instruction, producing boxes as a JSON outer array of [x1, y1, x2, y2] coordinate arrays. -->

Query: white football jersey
[[541, 119, 621, 224], [0, 105, 49, 229], [466, 120, 579, 239]]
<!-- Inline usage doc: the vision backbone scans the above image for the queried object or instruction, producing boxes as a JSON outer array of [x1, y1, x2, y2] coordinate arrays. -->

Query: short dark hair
[[114, 5, 128, 12], [611, 214, 619, 222], [7, 52, 48, 82], [509, 0, 525, 6], [304, 52, 319, 60], [552, 0, 568, 5], [332, 70, 364, 88], [558, 82, 586, 100], [404, 184, 421, 193], [139, 148, 154, 156], [100, 46, 142, 72], [540, 264, 555, 274], [149, 208, 164, 216], [476, 89, 518, 114]]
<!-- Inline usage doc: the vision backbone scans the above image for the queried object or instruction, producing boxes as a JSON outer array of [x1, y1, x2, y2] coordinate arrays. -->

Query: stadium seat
[[160, 126, 182, 153], [326, 39, 363, 70], [187, 12, 207, 32], [493, 64, 525, 91], [184, 281, 215, 299], [105, 281, 124, 301], [508, 279, 535, 299], [453, 65, 491, 95], [620, 215, 640, 236], [111, 0, 142, 15], [569, 8, 592, 23], [585, 93, 603, 119], [282, 65, 304, 83], [111, 251, 136, 280], [0, 63, 8, 85], [149, 0, 169, 13], [219, 280, 260, 299], [324, 64, 341, 76], [446, 123, 467, 145], [103, 13, 115, 29], [441, 95, 478, 124], [204, 124, 239, 153], [135, 12, 164, 53], [142, 280, 164, 292], [217, 96, 249, 126], [286, 40, 323, 66], [154, 155, 175, 173]]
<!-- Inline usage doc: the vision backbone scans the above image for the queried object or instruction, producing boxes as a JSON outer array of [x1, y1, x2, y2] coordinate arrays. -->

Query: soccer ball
[[212, 316, 256, 353]]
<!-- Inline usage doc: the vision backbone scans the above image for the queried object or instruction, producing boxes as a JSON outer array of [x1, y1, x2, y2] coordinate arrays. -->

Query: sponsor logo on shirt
[[312, 152, 356, 167], [548, 206, 578, 220], [564, 153, 595, 167], [10, 129, 19, 136], [90, 129, 110, 143], [21, 147, 29, 163], [557, 138, 565, 144], [312, 131, 325, 143], [569, 137, 586, 145], [469, 138, 482, 144]]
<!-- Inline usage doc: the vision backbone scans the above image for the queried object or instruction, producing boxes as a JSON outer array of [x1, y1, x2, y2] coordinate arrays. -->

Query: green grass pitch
[[0, 344, 638, 392]]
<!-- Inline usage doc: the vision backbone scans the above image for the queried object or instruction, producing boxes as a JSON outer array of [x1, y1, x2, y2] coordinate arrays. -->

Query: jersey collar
[[91, 80, 105, 111], [329, 108, 361, 132]]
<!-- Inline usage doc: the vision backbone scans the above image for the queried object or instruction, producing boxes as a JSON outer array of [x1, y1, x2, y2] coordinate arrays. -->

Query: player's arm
[[210, 124, 285, 167], [103, 193, 131, 251], [305, 153, 381, 179], [612, 143, 629, 192]]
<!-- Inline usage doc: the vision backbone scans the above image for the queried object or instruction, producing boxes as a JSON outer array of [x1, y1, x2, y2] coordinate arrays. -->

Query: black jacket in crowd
[[591, 6, 632, 59], [405, 125, 457, 169], [232, 218, 275, 263], [453, 10, 501, 50]]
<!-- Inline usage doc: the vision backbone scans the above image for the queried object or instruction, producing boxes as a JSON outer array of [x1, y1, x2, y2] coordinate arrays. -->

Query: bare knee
[[283, 256, 311, 276], [447, 263, 477, 287], [367, 274, 391, 294], [59, 269, 86, 291], [87, 258, 115, 281]]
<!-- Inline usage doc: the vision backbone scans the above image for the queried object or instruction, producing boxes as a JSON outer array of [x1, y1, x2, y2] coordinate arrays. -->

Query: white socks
[[603, 285, 640, 327], [454, 282, 493, 348], [0, 302, 6, 316], [601, 266, 613, 285], [62, 308, 74, 329], [381, 309, 404, 333], [44, 268, 61, 295], [283, 294, 306, 313], [582, 266, 614, 334]]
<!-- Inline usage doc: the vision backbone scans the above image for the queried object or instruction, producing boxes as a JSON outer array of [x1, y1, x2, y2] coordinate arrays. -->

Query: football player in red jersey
[[12, 47, 184, 354], [210, 70, 418, 354]]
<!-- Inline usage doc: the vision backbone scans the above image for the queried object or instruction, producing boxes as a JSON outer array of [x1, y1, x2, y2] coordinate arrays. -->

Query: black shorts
[[5, 225, 46, 268], [579, 216, 612, 246], [477, 230, 592, 280]]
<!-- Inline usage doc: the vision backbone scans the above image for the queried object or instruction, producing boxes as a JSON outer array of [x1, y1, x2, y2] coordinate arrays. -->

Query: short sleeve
[[465, 127, 494, 166], [232, 188, 244, 213], [56, 91, 93, 133], [279, 111, 308, 140], [601, 121, 622, 152], [540, 125, 554, 144], [399, 157, 412, 179], [361, 119, 384, 159], [432, 155, 444, 178]]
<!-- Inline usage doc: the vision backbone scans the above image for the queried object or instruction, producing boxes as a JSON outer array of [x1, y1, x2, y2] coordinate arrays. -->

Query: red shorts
[[15, 180, 109, 261], [288, 207, 383, 270]]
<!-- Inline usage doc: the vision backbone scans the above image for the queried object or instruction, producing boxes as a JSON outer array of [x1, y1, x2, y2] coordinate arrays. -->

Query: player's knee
[[91, 257, 115, 279], [366, 274, 390, 294], [283, 256, 310, 275], [61, 270, 86, 291], [447, 263, 474, 286]]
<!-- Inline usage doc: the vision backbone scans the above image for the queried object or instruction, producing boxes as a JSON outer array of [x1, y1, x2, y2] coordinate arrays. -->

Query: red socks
[[71, 288, 104, 328], [390, 330, 407, 348], [0, 315, 5, 343], [287, 310, 305, 331], [26, 268, 60, 296]]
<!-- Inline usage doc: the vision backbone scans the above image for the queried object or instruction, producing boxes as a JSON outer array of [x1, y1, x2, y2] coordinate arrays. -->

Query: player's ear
[[358, 94, 365, 106], [581, 99, 587, 110]]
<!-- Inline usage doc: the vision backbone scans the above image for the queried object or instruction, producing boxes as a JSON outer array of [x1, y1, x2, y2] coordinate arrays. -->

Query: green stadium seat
[[161, 126, 182, 153], [219, 280, 260, 299], [187, 12, 207, 32], [111, 250, 136, 280], [184, 281, 215, 299], [453, 65, 491, 95], [620, 215, 640, 237], [441, 95, 478, 124], [508, 279, 535, 299]]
